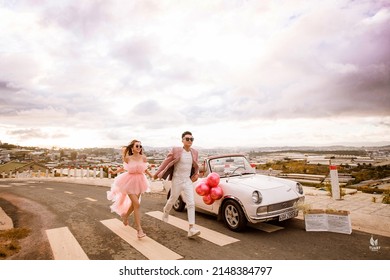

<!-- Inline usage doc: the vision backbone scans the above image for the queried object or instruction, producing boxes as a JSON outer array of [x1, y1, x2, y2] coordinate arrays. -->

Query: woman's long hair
[[122, 139, 142, 161]]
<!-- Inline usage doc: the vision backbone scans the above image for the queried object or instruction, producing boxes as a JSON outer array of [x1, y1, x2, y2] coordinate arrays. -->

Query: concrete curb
[[0, 207, 13, 230]]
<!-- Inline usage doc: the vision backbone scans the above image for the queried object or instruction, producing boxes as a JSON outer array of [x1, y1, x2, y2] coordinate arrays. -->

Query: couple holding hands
[[106, 131, 201, 239]]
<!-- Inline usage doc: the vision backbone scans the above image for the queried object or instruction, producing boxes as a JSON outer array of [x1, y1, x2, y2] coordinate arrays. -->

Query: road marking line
[[46, 227, 89, 260], [85, 197, 97, 201], [101, 218, 182, 260], [64, 191, 73, 194], [250, 222, 284, 233], [146, 211, 240, 246]]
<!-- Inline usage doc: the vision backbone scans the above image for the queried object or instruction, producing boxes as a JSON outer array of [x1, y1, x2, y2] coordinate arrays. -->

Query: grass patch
[[382, 190, 390, 204], [356, 186, 387, 194], [0, 228, 31, 259], [323, 184, 346, 198]]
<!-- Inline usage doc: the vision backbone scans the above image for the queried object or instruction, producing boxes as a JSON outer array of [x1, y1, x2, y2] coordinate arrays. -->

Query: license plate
[[279, 209, 298, 221]]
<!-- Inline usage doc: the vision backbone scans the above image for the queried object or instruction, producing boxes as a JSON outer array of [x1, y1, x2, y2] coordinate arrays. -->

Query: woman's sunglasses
[[134, 144, 142, 149]]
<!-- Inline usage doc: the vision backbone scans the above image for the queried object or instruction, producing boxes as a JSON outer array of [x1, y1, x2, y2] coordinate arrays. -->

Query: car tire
[[222, 200, 247, 231], [167, 190, 186, 212]]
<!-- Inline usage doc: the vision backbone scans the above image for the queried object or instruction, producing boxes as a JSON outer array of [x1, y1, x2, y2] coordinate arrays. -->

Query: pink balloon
[[195, 182, 210, 196], [203, 194, 215, 205], [210, 186, 223, 200], [206, 172, 220, 188]]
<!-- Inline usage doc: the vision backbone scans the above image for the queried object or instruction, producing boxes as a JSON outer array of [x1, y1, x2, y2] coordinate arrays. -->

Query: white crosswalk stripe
[[46, 227, 89, 260], [146, 211, 240, 246], [101, 218, 182, 260], [45, 215, 282, 260]]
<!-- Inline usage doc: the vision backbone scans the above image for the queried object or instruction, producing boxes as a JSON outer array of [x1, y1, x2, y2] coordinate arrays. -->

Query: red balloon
[[206, 172, 220, 188], [210, 186, 223, 200], [202, 194, 215, 205], [195, 182, 210, 196]]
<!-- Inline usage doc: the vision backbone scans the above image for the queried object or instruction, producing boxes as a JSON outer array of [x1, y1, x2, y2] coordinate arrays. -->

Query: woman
[[107, 140, 151, 238]]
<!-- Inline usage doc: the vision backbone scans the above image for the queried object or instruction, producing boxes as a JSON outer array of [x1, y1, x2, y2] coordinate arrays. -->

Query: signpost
[[330, 165, 340, 200]]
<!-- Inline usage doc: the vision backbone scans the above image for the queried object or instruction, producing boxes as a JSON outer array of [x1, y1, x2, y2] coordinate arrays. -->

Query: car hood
[[226, 174, 296, 192]]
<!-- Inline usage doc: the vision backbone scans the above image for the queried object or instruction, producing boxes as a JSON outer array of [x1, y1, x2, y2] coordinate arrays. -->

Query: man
[[153, 131, 200, 238]]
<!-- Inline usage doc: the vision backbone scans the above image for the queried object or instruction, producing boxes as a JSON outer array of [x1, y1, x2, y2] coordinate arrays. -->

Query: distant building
[[0, 149, 11, 163], [0, 161, 49, 178]]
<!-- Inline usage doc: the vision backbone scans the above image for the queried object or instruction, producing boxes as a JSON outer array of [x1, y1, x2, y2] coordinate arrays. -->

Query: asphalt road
[[0, 179, 389, 260]]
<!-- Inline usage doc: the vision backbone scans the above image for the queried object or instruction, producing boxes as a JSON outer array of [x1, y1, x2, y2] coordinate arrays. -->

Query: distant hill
[[1, 141, 390, 153]]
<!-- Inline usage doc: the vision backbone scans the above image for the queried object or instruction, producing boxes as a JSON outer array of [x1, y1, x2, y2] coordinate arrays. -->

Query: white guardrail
[[1, 167, 110, 179]]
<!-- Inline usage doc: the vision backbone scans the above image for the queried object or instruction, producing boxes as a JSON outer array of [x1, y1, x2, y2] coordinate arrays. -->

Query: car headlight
[[252, 190, 262, 204], [296, 182, 303, 195]]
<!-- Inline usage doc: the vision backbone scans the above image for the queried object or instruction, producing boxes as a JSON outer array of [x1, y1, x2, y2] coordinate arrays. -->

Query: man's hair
[[181, 131, 192, 138]]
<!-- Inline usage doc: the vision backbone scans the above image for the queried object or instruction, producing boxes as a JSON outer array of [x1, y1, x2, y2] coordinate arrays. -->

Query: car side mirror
[[199, 165, 206, 177]]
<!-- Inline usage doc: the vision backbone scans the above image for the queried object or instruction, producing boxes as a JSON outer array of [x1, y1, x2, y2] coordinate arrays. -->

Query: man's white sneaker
[[188, 227, 201, 238], [162, 210, 169, 222]]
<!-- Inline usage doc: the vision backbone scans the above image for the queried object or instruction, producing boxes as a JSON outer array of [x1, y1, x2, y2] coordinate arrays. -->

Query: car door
[[193, 160, 214, 212]]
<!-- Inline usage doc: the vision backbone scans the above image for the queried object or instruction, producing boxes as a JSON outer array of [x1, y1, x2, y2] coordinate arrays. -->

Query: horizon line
[[2, 142, 390, 151]]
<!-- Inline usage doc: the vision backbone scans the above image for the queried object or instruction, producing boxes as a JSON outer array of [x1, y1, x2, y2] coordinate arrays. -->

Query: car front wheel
[[167, 191, 186, 212], [173, 195, 186, 212], [222, 200, 247, 231]]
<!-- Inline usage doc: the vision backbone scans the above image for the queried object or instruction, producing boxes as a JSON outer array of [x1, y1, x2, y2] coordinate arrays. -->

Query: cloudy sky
[[1, 0, 389, 149]]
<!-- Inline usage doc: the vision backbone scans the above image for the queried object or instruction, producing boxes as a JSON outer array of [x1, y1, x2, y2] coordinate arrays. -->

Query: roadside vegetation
[[0, 228, 30, 259], [255, 159, 390, 204], [258, 160, 330, 175], [257, 160, 389, 184]]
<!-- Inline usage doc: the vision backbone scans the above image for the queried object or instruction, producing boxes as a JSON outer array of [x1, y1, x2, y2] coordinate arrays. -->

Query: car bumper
[[247, 197, 305, 223]]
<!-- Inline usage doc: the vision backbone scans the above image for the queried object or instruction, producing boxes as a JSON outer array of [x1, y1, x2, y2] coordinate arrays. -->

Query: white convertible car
[[164, 154, 305, 232]]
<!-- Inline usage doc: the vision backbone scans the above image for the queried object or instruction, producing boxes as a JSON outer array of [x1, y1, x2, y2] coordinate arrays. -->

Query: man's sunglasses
[[183, 137, 194, 142]]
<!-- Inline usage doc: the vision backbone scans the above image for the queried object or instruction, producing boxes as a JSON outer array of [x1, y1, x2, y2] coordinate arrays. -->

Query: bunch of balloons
[[195, 172, 224, 205]]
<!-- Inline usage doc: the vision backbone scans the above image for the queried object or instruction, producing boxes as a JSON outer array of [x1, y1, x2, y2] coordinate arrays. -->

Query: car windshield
[[208, 155, 256, 178]]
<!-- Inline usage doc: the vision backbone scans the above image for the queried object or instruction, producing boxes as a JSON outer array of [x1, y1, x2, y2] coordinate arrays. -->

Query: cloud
[[133, 100, 161, 115], [112, 38, 154, 71], [0, 0, 389, 148], [8, 128, 50, 139]]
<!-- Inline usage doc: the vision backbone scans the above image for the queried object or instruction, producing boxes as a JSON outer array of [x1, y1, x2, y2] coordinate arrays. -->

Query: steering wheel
[[230, 166, 246, 176]]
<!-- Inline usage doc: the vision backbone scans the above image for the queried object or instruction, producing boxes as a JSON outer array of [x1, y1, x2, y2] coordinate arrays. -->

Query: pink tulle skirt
[[106, 172, 149, 216]]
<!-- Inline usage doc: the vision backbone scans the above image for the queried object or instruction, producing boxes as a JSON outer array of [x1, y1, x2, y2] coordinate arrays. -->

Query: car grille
[[267, 199, 298, 212]]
